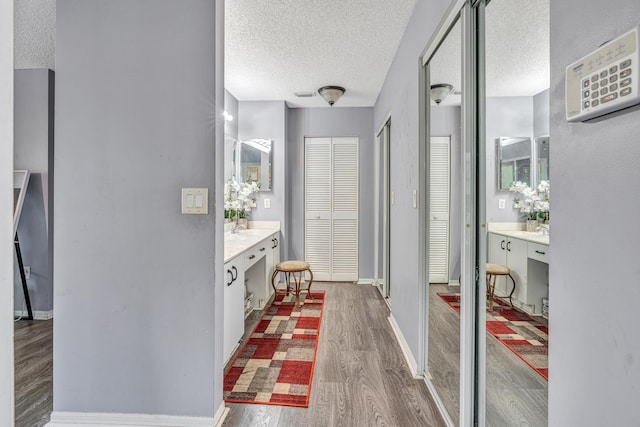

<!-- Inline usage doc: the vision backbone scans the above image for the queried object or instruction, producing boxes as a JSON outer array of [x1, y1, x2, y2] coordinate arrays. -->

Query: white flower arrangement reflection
[[224, 178, 260, 220], [509, 180, 550, 221]]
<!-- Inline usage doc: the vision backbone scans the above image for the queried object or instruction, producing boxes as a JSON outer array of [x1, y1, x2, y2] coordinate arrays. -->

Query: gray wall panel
[[549, 2, 640, 425], [373, 0, 450, 357], [55, 0, 218, 417], [486, 96, 533, 223]]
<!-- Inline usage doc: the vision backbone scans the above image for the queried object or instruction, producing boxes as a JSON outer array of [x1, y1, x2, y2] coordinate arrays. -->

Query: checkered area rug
[[438, 293, 548, 380], [223, 291, 325, 407]]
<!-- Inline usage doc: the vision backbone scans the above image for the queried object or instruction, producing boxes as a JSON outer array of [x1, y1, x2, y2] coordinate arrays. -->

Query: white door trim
[[0, 1, 15, 424]]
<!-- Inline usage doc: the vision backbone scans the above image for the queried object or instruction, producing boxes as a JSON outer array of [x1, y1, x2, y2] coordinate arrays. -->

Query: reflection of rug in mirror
[[224, 291, 325, 407], [437, 293, 548, 380]]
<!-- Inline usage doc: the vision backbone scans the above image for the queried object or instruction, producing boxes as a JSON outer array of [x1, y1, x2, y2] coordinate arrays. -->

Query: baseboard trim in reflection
[[423, 375, 456, 427], [388, 314, 419, 378]]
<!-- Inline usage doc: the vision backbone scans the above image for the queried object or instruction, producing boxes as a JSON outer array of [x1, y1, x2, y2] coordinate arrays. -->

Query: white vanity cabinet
[[223, 257, 245, 363], [488, 233, 528, 297], [488, 230, 549, 315], [223, 223, 281, 362]]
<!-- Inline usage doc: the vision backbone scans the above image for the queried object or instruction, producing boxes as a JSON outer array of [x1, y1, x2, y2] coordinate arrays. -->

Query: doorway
[[374, 121, 391, 300]]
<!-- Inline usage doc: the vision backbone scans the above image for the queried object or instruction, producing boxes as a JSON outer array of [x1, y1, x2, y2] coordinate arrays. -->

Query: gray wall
[[287, 107, 374, 280], [373, 0, 451, 357], [14, 69, 54, 313], [55, 0, 220, 417], [533, 89, 550, 137], [486, 96, 533, 222], [431, 106, 462, 281], [549, 1, 640, 425], [238, 100, 287, 257]]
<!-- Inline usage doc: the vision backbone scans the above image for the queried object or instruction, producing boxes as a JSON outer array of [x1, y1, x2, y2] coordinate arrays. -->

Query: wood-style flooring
[[14, 319, 53, 427], [428, 283, 548, 427], [223, 282, 445, 427]]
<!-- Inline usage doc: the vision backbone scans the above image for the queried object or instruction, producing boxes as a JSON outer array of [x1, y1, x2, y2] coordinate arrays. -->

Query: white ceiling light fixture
[[223, 110, 234, 121], [430, 83, 453, 105], [318, 86, 345, 107]]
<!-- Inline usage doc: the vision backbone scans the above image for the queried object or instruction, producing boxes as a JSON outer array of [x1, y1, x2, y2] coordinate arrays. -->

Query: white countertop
[[224, 221, 280, 263], [490, 229, 549, 246]]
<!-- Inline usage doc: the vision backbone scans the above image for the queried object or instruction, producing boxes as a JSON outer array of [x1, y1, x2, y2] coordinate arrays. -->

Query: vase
[[237, 218, 248, 228], [526, 219, 538, 232]]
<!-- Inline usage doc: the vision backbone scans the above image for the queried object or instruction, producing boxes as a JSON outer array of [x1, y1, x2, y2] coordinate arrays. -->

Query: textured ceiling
[[430, 0, 549, 106], [225, 0, 418, 108], [14, 0, 56, 70]]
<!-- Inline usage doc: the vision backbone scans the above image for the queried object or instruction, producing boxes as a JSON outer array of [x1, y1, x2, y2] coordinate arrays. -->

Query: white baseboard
[[423, 376, 455, 427], [214, 403, 228, 427], [357, 278, 373, 285], [14, 310, 53, 320], [387, 314, 420, 379], [46, 410, 219, 427]]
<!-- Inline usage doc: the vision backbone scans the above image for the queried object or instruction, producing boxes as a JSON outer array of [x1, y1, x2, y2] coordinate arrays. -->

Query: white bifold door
[[305, 137, 359, 282], [429, 136, 450, 283]]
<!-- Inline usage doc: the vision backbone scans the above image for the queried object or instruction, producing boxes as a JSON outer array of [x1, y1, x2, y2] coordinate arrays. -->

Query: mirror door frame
[[374, 117, 391, 301], [418, 0, 481, 426]]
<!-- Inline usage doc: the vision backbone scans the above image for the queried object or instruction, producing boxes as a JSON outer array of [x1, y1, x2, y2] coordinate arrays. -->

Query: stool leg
[[507, 274, 516, 307], [285, 272, 291, 296], [306, 269, 314, 300], [271, 269, 279, 294], [488, 274, 497, 311], [293, 271, 302, 306]]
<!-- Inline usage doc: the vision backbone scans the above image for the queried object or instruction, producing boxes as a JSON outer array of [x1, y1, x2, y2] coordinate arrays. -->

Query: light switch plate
[[264, 198, 271, 208], [412, 190, 417, 208], [498, 199, 506, 209], [391, 191, 395, 205], [181, 188, 208, 214]]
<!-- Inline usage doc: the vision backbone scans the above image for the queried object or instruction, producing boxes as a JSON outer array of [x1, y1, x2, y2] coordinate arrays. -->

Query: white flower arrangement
[[224, 178, 260, 220], [509, 180, 550, 221]]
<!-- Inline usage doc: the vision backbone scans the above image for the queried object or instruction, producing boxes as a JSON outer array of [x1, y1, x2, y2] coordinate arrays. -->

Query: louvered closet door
[[429, 136, 450, 283], [331, 138, 359, 281], [305, 137, 359, 282], [305, 138, 332, 281]]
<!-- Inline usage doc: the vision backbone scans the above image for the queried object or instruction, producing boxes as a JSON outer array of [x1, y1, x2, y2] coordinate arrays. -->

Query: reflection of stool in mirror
[[486, 263, 516, 311], [271, 261, 314, 306]]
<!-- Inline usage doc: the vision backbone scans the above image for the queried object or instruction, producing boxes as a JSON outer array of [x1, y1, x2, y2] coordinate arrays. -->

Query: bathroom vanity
[[488, 224, 549, 315], [223, 221, 280, 362]]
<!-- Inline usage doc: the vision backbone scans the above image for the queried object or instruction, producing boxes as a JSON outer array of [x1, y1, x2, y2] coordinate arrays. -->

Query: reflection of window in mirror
[[497, 137, 532, 190]]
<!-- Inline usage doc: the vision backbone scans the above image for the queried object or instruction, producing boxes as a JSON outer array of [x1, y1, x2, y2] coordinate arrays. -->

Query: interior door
[[304, 138, 332, 281], [429, 136, 450, 283], [305, 137, 359, 282]]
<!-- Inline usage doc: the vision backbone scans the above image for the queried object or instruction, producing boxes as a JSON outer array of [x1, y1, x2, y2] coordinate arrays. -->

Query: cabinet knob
[[260, 247, 266, 252]]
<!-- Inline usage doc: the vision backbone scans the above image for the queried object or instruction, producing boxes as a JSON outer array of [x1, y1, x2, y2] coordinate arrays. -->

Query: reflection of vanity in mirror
[[225, 135, 273, 191]]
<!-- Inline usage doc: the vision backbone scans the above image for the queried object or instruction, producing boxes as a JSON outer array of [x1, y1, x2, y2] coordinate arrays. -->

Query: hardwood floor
[[14, 319, 53, 427], [223, 282, 445, 427], [428, 283, 548, 427]]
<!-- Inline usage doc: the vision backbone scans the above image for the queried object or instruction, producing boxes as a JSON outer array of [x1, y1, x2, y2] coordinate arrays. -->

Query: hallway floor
[[223, 282, 445, 427]]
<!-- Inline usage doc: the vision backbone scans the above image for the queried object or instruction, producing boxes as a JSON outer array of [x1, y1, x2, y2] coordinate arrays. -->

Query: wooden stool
[[271, 260, 314, 306], [486, 263, 516, 311]]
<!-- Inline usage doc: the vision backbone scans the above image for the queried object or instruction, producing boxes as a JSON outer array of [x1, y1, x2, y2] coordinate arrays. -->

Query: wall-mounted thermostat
[[566, 26, 639, 122]]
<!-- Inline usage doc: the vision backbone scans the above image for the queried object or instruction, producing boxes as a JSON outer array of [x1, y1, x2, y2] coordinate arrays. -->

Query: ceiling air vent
[[294, 91, 315, 97]]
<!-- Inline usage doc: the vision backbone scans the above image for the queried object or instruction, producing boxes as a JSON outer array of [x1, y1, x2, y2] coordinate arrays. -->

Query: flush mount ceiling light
[[223, 110, 234, 121], [318, 86, 345, 107], [430, 83, 454, 105]]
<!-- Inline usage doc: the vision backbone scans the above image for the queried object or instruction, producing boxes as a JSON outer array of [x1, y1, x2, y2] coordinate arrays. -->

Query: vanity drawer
[[528, 242, 549, 264], [244, 241, 268, 269]]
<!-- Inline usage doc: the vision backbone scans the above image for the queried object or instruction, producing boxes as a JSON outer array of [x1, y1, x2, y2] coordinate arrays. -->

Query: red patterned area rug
[[438, 293, 548, 380], [223, 291, 325, 407]]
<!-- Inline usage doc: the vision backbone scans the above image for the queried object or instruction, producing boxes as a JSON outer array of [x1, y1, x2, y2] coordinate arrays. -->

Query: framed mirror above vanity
[[497, 135, 550, 190], [497, 136, 532, 189], [226, 137, 273, 191]]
